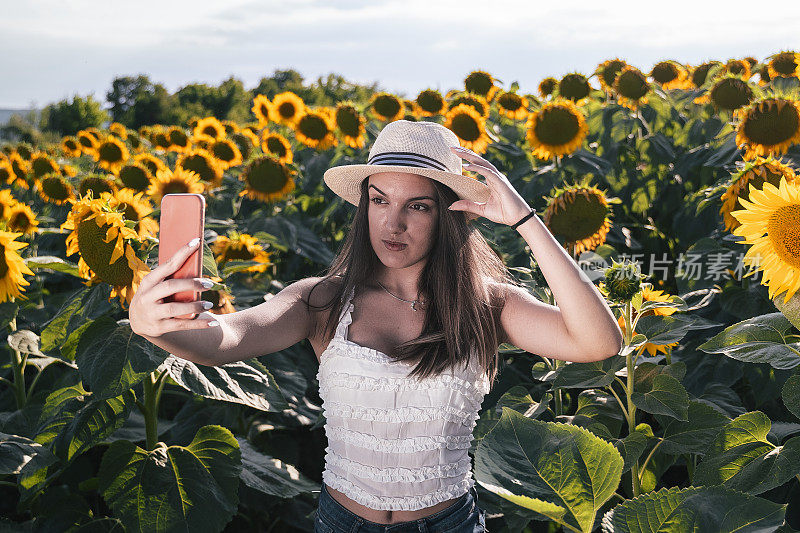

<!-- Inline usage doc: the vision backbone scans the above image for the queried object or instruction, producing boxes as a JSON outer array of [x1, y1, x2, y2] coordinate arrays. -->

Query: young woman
[[129, 120, 622, 532]]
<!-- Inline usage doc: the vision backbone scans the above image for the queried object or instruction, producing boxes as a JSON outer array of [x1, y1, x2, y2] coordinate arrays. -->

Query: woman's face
[[366, 172, 439, 268]]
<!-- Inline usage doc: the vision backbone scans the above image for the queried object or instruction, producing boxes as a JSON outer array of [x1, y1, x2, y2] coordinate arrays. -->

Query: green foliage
[[475, 407, 624, 532], [39, 94, 108, 136], [601, 485, 786, 532], [98, 425, 242, 532]]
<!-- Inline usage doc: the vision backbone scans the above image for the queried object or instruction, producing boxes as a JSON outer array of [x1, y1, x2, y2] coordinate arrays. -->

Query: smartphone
[[158, 193, 205, 319]]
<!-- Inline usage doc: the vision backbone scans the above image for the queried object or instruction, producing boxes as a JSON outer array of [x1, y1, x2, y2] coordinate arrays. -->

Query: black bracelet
[[510, 209, 536, 230]]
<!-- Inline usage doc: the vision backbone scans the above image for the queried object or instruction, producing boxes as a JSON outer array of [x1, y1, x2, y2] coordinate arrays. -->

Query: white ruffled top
[[315, 286, 492, 511]]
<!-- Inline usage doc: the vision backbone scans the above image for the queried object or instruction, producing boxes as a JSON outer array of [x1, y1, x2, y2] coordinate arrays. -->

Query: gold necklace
[[375, 280, 424, 311]]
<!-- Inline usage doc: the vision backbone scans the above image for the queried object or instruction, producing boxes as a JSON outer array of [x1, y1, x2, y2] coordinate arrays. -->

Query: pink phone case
[[158, 194, 205, 319]]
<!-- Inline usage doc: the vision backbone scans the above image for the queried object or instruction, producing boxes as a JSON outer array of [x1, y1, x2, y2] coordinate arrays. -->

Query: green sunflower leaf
[[698, 312, 800, 369], [601, 485, 786, 532], [98, 425, 241, 532], [693, 411, 800, 495], [475, 407, 623, 533]]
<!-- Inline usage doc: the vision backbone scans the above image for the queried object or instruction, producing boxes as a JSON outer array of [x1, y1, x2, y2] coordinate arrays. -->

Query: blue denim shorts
[[314, 483, 487, 532]]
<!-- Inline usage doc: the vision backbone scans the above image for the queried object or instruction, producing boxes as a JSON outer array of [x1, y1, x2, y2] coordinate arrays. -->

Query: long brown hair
[[304, 175, 523, 386]]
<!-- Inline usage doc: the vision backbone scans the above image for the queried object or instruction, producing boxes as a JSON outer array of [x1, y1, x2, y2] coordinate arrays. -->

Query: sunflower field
[[2, 51, 800, 532]]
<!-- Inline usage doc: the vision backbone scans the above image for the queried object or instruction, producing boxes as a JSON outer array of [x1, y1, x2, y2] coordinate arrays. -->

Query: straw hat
[[323, 120, 490, 220]]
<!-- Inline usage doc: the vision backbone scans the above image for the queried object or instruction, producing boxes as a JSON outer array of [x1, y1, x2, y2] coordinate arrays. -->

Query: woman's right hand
[[129, 238, 219, 337]]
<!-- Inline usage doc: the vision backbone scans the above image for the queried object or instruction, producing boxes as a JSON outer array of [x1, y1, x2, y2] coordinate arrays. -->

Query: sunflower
[[238, 154, 296, 203], [768, 51, 800, 79], [176, 148, 224, 190], [0, 189, 18, 220], [333, 102, 366, 149], [294, 108, 338, 150], [149, 128, 172, 152], [447, 91, 489, 118], [616, 285, 680, 357], [734, 97, 800, 160], [706, 74, 756, 111], [227, 132, 253, 161], [93, 136, 130, 173], [724, 59, 752, 81], [464, 70, 500, 102], [541, 178, 616, 257], [415, 89, 448, 117], [76, 130, 99, 155], [117, 162, 154, 192], [369, 92, 405, 122], [127, 132, 145, 153], [495, 91, 530, 120], [650, 60, 692, 90], [203, 284, 237, 314], [166, 126, 192, 153], [108, 122, 128, 139], [193, 117, 226, 140], [7, 153, 31, 189], [525, 98, 589, 160], [0, 159, 14, 185], [147, 166, 205, 204], [107, 188, 159, 239], [269, 91, 307, 127], [13, 143, 33, 161], [61, 136, 82, 158], [60, 192, 150, 309], [211, 232, 272, 274], [5, 203, 39, 236], [758, 64, 772, 86], [538, 77, 558, 98], [558, 73, 592, 104], [690, 61, 723, 89], [132, 153, 166, 177], [61, 164, 78, 178], [403, 99, 420, 119], [595, 59, 627, 94], [221, 120, 240, 135], [79, 174, 118, 200], [730, 177, 800, 305], [443, 104, 491, 154], [208, 138, 243, 170], [720, 155, 798, 232], [260, 131, 294, 164], [613, 66, 651, 110], [36, 174, 77, 205], [29, 152, 60, 180], [0, 231, 36, 303], [252, 94, 272, 126], [190, 133, 215, 151]]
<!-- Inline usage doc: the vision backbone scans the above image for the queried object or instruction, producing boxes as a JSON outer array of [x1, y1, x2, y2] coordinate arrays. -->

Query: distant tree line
[[1, 69, 383, 141]]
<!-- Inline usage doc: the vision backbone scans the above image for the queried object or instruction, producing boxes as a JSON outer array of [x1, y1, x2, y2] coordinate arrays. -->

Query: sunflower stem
[[142, 371, 161, 451], [637, 438, 664, 486], [7, 298, 27, 410], [606, 382, 628, 421], [623, 300, 641, 497]]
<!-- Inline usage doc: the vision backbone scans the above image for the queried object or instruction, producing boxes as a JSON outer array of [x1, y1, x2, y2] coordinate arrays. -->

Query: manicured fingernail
[[199, 279, 214, 289], [207, 320, 219, 327], [188, 237, 200, 247], [201, 301, 213, 310]]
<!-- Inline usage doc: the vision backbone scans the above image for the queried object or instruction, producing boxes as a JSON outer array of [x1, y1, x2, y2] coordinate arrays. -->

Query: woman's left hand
[[448, 146, 533, 226]]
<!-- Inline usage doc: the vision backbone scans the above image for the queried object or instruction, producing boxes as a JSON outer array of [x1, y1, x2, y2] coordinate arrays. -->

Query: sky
[[2, 0, 800, 110]]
